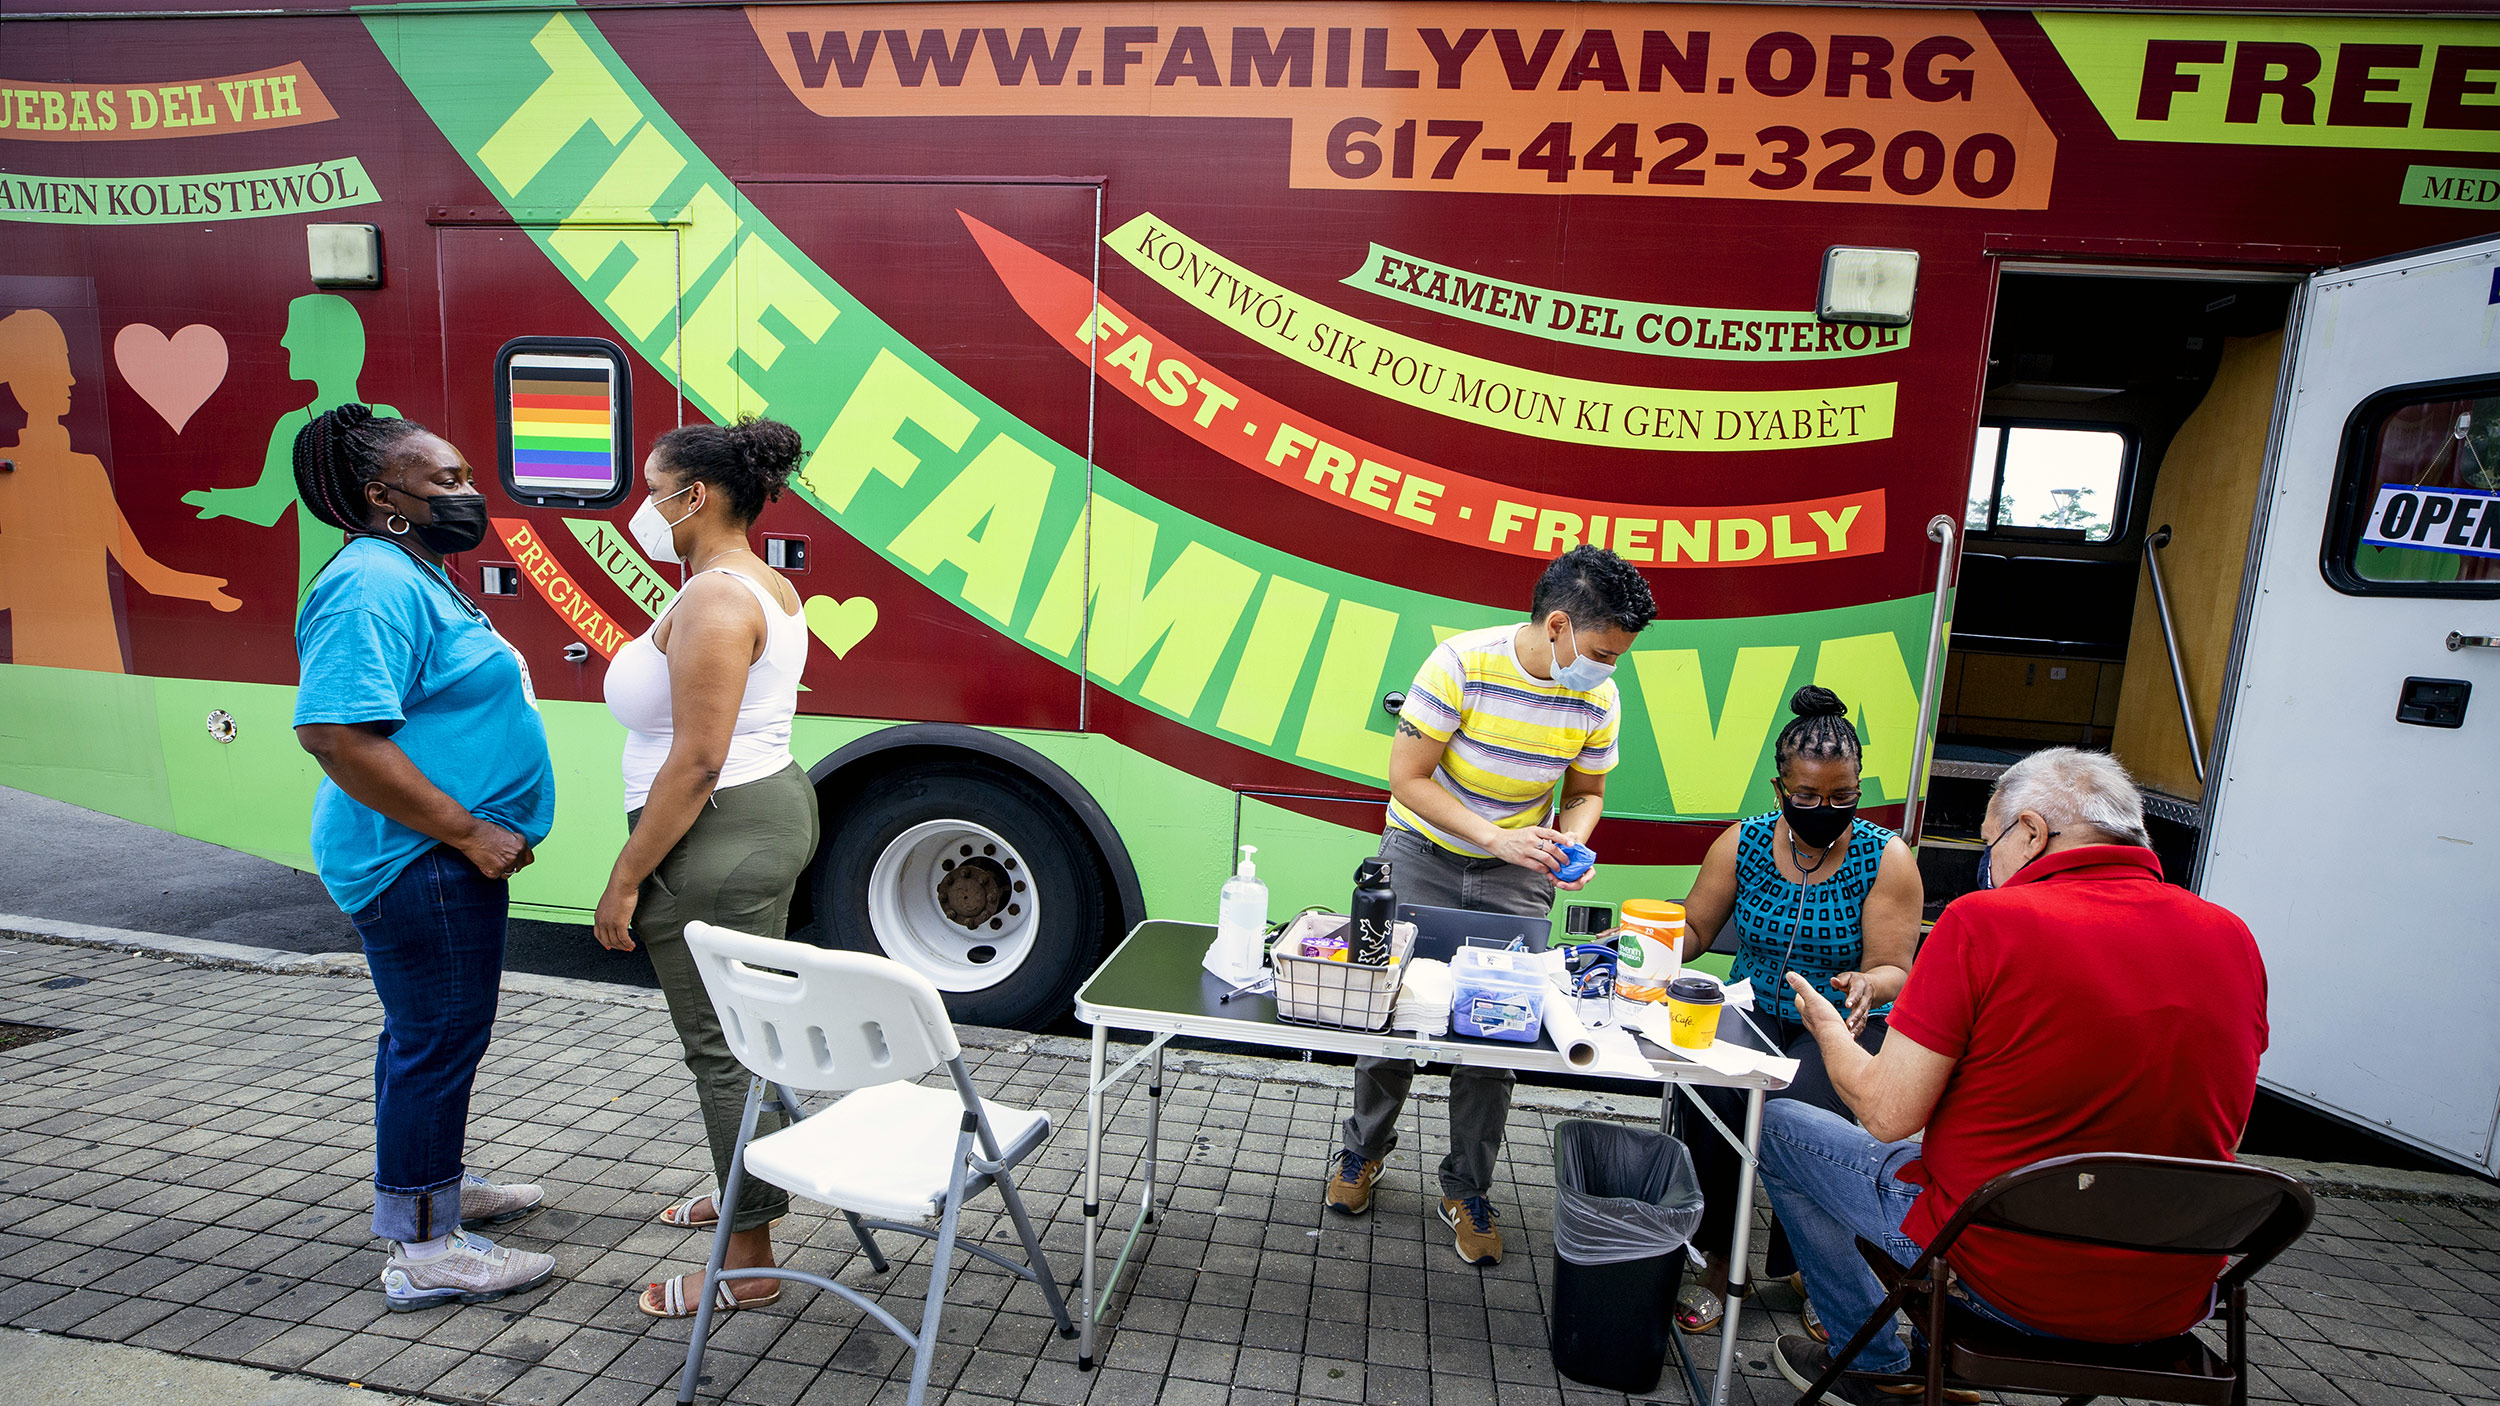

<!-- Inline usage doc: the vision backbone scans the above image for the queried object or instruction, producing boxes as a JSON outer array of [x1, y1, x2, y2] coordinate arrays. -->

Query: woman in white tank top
[[591, 418, 820, 1318]]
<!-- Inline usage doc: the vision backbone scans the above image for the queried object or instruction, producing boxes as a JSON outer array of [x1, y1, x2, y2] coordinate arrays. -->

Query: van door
[[2200, 236, 2500, 1172]]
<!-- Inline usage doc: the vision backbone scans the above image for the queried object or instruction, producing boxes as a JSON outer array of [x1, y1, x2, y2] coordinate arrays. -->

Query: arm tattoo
[[1395, 719, 1428, 741], [1560, 796, 1592, 812]]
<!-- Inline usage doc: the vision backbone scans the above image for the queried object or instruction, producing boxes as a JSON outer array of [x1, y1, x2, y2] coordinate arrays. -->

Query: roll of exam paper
[[1539, 977, 1601, 1069]]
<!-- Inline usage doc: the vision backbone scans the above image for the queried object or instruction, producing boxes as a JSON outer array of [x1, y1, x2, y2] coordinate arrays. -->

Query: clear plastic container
[[1449, 947, 1549, 1043]]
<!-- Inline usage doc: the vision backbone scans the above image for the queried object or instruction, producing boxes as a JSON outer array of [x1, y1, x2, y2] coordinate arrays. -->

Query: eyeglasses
[[1779, 789, 1860, 809], [1975, 818, 2061, 891]]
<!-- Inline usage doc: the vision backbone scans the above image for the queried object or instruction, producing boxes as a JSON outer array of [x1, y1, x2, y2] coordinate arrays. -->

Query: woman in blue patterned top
[[1669, 686, 1923, 1334]]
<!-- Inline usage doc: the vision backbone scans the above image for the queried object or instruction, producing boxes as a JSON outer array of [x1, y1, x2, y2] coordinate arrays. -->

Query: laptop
[[1396, 902, 1552, 963]]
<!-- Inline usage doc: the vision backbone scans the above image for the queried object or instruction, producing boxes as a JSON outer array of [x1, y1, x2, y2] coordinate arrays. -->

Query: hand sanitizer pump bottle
[[1206, 845, 1269, 985]]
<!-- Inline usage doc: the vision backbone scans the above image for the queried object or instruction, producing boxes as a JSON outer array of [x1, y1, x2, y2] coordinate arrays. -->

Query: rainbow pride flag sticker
[[507, 352, 619, 492]]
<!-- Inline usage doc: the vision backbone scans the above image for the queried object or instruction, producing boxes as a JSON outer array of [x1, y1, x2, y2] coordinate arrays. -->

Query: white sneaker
[[381, 1231, 556, 1312], [459, 1170, 544, 1226]]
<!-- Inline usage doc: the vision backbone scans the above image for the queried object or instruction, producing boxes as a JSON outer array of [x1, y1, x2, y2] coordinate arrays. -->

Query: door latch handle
[[2397, 677, 2472, 729], [2447, 633, 2497, 651]]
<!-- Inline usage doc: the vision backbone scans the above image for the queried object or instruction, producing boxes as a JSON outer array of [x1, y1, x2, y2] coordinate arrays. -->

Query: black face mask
[[1781, 795, 1857, 849], [385, 488, 490, 555]]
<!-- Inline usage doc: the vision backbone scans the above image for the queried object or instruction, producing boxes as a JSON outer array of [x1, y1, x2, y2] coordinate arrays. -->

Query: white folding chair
[[673, 921, 1075, 1406]]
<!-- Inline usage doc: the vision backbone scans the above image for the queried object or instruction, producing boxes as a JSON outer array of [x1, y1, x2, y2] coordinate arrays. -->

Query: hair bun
[[728, 417, 803, 484], [326, 402, 375, 432], [655, 417, 803, 522], [1790, 685, 1848, 719]]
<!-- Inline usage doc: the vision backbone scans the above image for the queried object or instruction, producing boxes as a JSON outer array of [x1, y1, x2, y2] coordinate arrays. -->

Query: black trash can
[[1548, 1119, 1705, 1394]]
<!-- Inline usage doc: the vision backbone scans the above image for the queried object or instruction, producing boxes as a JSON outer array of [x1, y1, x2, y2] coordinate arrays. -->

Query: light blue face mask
[[1551, 621, 1615, 691]]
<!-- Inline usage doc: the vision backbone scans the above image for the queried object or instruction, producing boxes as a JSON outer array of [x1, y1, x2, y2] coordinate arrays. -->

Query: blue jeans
[[351, 845, 507, 1242], [1756, 1102, 2038, 1373]]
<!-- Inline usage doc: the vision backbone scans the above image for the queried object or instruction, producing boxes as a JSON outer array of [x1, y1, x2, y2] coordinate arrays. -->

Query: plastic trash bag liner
[[1550, 1119, 1705, 1266]]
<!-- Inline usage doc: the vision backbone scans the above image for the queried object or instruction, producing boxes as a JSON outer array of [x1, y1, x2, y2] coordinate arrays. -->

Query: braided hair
[[292, 403, 428, 533], [1772, 686, 1863, 775], [650, 417, 804, 524]]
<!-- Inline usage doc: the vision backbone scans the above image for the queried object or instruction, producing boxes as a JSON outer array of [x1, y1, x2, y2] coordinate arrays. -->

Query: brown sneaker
[[1326, 1149, 1384, 1215], [1776, 1333, 1982, 1404], [1439, 1195, 1503, 1265]]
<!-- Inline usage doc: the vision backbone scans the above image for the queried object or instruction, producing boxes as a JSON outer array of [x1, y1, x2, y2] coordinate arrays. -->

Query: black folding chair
[[1799, 1152, 2315, 1406]]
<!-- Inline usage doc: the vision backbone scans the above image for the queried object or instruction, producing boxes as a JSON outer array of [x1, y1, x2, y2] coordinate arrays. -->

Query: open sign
[[2362, 484, 2500, 561]]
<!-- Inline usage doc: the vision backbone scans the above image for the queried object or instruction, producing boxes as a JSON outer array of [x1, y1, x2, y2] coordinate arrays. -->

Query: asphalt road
[[0, 785, 659, 990], [0, 785, 2466, 1174]]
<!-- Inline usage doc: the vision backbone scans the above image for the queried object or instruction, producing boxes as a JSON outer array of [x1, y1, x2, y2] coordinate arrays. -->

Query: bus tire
[[814, 761, 1107, 1031]]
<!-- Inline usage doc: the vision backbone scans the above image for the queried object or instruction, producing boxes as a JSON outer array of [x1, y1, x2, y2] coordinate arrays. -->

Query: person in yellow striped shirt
[[1327, 546, 1657, 1266]]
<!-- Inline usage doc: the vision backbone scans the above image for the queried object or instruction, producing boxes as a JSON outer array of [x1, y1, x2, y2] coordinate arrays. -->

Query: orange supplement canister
[[1613, 900, 1685, 1003]]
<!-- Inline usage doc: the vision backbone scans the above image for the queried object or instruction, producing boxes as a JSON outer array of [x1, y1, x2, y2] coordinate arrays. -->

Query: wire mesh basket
[[1270, 913, 1417, 1031]]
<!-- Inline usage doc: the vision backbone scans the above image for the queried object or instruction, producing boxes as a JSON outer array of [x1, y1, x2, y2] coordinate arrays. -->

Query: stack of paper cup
[[1612, 900, 1686, 1019]]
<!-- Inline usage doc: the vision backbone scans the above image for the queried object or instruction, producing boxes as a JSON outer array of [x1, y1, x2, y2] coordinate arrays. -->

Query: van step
[[2143, 792, 2202, 827]]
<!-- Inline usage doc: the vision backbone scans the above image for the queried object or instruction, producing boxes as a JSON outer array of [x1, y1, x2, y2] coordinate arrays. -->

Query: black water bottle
[[1352, 858, 1395, 965]]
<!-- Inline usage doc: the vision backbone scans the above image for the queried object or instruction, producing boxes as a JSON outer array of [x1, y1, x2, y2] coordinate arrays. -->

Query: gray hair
[[1987, 747, 2151, 848]]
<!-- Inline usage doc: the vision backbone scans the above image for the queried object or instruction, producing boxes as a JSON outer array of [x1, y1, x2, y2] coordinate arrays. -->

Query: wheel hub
[[936, 855, 1012, 928], [866, 819, 1041, 992]]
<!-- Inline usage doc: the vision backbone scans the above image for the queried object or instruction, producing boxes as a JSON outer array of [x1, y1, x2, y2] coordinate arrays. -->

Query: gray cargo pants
[[1340, 826, 1556, 1200], [631, 762, 820, 1233]]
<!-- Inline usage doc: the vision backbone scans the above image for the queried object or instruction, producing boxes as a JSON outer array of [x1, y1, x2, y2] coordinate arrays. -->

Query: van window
[[1966, 424, 2127, 542], [493, 336, 635, 510], [2323, 380, 2500, 596]]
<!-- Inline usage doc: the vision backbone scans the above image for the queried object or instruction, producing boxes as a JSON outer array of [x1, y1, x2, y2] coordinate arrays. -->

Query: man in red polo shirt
[[1756, 747, 2269, 1401]]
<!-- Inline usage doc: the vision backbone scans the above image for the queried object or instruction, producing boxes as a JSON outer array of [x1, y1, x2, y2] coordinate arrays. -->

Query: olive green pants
[[630, 761, 820, 1233]]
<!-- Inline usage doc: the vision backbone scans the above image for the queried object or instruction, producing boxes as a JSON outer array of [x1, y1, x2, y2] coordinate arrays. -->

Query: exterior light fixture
[[1818, 246, 1918, 326], [307, 223, 382, 289]]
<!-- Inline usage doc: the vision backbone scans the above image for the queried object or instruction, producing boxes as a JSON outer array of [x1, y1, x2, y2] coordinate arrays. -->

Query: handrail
[[2144, 526, 2207, 785], [1903, 515, 1959, 846]]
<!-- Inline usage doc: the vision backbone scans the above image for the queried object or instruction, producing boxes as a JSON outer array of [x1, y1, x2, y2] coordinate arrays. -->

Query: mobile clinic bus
[[2, 3, 2493, 1163]]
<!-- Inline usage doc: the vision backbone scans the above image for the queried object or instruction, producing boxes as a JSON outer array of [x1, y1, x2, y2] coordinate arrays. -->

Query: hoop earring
[[387, 514, 412, 536]]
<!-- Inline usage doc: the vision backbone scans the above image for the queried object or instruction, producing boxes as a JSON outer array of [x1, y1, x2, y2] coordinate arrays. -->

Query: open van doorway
[[1920, 267, 2299, 906], [1928, 246, 2500, 1176]]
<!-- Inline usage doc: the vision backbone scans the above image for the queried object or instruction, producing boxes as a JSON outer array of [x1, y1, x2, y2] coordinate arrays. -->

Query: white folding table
[[1072, 919, 1791, 1406]]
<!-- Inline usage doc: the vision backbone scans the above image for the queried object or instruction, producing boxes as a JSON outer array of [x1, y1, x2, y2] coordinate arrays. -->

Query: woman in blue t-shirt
[[289, 404, 560, 1313], [1669, 686, 1923, 1335]]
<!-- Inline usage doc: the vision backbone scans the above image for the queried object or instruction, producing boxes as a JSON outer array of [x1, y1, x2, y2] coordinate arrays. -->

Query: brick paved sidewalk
[[2, 939, 2496, 1406]]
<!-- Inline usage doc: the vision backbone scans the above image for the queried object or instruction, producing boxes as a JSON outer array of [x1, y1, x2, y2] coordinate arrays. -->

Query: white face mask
[[628, 483, 698, 565]]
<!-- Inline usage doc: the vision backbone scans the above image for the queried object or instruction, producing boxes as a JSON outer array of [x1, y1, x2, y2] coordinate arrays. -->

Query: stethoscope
[[1738, 817, 1843, 1047], [314, 528, 488, 624]]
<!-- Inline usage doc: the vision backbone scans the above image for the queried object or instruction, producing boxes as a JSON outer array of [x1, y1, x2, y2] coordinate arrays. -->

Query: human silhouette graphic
[[0, 307, 240, 673], [185, 293, 401, 599]]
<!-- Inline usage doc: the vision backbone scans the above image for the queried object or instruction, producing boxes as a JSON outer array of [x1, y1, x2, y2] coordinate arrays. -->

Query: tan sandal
[[656, 1190, 785, 1231], [657, 1191, 721, 1228], [639, 1272, 780, 1319]]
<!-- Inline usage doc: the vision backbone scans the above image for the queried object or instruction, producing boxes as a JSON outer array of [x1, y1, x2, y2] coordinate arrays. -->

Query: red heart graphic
[[114, 323, 228, 434]]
